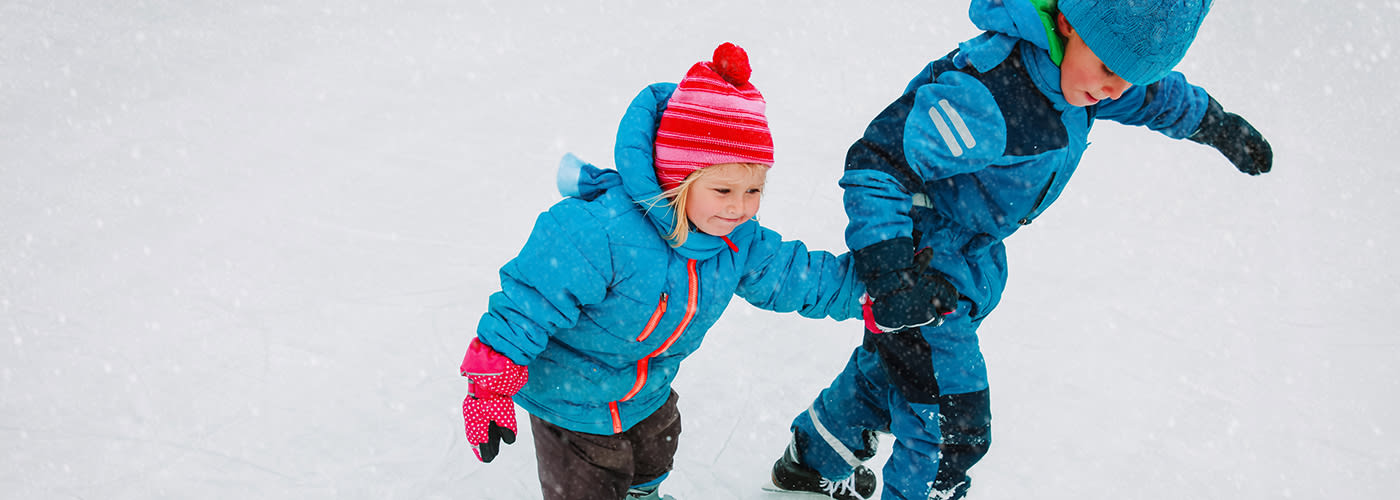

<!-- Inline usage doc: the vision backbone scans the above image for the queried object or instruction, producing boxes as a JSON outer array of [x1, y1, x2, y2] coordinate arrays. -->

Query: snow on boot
[[769, 444, 876, 500]]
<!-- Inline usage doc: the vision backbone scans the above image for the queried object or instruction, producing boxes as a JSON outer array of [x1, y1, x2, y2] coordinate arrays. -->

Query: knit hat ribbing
[[1059, 0, 1213, 85], [653, 43, 773, 192]]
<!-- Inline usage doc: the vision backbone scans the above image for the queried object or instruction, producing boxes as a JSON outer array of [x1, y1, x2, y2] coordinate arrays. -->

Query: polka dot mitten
[[460, 338, 529, 463]]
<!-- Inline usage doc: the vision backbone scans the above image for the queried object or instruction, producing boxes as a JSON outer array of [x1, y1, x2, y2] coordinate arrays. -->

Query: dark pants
[[531, 391, 682, 500]]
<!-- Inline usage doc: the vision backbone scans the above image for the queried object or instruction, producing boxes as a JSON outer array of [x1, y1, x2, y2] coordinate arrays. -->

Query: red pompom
[[711, 42, 752, 87]]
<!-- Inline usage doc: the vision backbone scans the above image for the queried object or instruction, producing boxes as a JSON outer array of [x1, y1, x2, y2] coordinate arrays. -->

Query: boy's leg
[[530, 414, 634, 500], [626, 391, 682, 491], [788, 346, 892, 478], [882, 389, 991, 500], [932, 390, 992, 497], [872, 305, 992, 500]]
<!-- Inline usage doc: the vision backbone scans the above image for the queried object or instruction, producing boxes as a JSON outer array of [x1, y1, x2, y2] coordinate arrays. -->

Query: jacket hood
[[953, 0, 1071, 109], [961, 0, 1062, 72], [555, 82, 753, 260]]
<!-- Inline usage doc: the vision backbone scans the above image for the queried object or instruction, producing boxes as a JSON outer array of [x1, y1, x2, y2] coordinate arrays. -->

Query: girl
[[459, 43, 943, 500]]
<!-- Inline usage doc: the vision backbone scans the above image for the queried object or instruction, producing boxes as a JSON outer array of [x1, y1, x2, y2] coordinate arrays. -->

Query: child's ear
[[1055, 11, 1074, 37]]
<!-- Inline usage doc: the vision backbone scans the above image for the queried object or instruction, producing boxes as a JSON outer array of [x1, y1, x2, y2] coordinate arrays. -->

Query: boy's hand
[[855, 239, 959, 333], [1189, 97, 1273, 175], [461, 338, 529, 463]]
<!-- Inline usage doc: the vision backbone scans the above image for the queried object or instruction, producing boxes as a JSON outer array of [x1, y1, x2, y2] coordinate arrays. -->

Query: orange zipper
[[635, 293, 668, 342], [609, 259, 699, 433]]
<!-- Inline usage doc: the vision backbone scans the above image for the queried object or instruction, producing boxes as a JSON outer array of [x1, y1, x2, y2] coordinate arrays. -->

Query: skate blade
[[759, 482, 844, 498]]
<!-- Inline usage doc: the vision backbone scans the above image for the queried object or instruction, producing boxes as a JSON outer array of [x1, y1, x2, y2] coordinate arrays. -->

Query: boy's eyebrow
[[1101, 63, 1117, 76]]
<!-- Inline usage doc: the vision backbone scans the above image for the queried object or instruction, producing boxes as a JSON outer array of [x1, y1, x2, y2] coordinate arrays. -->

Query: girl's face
[[684, 163, 767, 237], [1056, 13, 1133, 107]]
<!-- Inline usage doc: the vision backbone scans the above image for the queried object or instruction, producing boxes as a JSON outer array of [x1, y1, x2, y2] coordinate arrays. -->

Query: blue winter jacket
[[843, 0, 1212, 319], [475, 83, 866, 435]]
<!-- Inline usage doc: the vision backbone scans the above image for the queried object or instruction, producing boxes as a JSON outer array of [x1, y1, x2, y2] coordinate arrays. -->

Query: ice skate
[[766, 443, 876, 500]]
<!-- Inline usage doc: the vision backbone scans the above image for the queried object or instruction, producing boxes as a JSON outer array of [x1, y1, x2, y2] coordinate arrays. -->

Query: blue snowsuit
[[476, 83, 866, 439], [790, 1, 1213, 498]]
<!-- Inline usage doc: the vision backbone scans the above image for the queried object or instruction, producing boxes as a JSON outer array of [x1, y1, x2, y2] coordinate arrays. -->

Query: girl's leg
[[627, 391, 682, 488], [530, 414, 634, 500]]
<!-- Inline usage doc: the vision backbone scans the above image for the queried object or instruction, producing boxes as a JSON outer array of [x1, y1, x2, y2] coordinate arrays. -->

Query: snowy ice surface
[[3, 1, 1397, 499]]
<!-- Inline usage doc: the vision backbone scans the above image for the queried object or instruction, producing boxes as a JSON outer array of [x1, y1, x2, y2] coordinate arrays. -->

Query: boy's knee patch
[[937, 389, 991, 447]]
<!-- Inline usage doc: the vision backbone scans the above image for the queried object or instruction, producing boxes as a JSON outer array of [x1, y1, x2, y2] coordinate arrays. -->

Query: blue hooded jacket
[[475, 83, 866, 435], [842, 0, 1211, 319]]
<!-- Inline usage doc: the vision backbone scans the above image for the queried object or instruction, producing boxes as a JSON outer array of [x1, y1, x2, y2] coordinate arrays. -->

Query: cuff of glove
[[461, 338, 518, 377], [860, 292, 945, 334], [462, 338, 529, 397], [853, 237, 917, 296], [1187, 97, 1228, 147]]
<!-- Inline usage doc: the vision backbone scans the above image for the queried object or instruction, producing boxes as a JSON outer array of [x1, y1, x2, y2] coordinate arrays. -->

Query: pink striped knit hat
[[653, 42, 773, 191]]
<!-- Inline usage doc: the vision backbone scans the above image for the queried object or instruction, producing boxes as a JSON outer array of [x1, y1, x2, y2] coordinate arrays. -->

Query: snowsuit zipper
[[1019, 172, 1057, 225]]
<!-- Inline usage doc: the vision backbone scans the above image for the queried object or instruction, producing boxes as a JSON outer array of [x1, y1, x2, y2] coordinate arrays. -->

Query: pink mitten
[[461, 338, 528, 463]]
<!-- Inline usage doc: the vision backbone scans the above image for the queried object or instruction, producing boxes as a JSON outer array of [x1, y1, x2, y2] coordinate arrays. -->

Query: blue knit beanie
[[1058, 0, 1213, 85]]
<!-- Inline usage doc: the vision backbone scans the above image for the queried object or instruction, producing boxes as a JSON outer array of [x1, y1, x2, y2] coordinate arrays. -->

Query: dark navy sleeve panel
[[476, 199, 615, 366], [849, 91, 926, 190], [1095, 71, 1210, 139]]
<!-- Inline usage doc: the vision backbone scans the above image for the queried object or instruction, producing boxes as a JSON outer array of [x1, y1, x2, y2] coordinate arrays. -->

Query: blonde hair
[[643, 163, 768, 247]]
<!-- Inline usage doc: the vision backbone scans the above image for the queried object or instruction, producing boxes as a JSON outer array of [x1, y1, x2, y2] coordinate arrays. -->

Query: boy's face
[[685, 163, 767, 237], [1056, 13, 1133, 107]]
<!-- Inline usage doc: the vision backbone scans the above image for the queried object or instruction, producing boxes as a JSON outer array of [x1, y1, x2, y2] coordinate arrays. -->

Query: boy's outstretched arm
[[1187, 97, 1273, 175], [1097, 73, 1272, 176]]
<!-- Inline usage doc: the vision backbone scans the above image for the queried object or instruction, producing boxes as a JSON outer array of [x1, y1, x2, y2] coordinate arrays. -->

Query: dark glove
[[855, 238, 958, 333], [1188, 97, 1273, 175], [461, 338, 529, 463]]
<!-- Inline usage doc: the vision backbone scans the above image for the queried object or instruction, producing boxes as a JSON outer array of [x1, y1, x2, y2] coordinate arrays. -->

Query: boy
[[767, 1, 1271, 499]]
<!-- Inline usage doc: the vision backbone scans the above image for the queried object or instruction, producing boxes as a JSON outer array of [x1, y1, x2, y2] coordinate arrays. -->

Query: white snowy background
[[3, 1, 1397, 499]]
